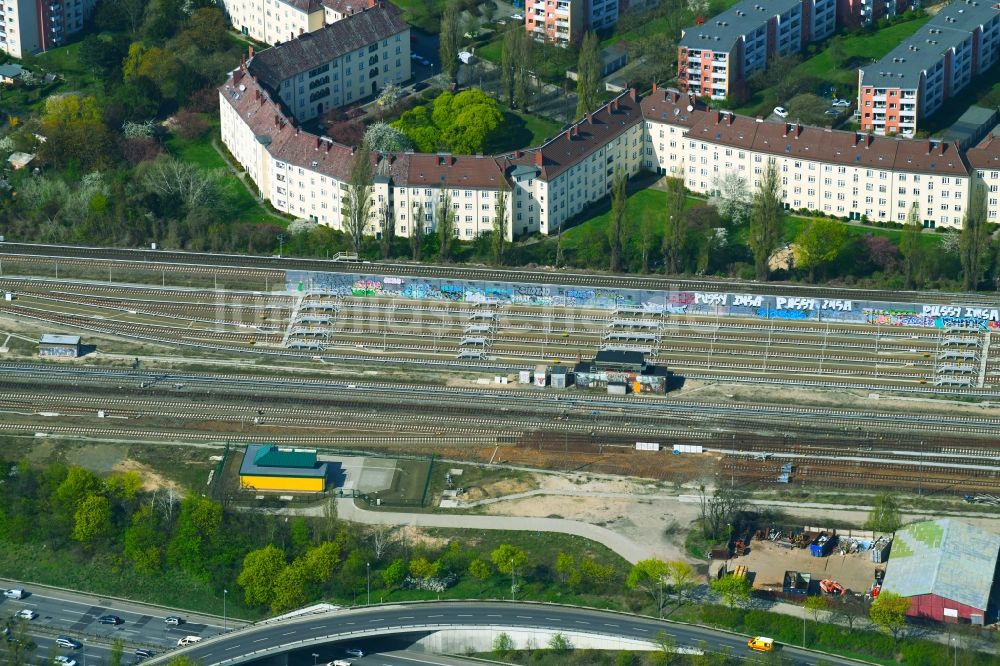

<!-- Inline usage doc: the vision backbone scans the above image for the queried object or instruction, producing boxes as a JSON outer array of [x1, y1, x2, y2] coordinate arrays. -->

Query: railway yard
[[0, 243, 999, 497]]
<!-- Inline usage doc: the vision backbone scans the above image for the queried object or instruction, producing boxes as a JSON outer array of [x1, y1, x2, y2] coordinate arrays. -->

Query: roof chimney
[[274, 114, 279, 126], [316, 136, 321, 150], [571, 125, 579, 137], [628, 88, 636, 101], [652, 82, 658, 93], [612, 98, 619, 111], [534, 151, 543, 167], [717, 111, 723, 124], [248, 45, 254, 59], [796, 123, 803, 138], [565, 129, 572, 141], [587, 112, 594, 123], [927, 140, 933, 154], [783, 123, 790, 137], [865, 134, 872, 149], [940, 141, 946, 155]]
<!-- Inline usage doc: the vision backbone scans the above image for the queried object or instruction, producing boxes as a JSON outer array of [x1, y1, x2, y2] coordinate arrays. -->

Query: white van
[[3, 588, 25, 599], [177, 636, 202, 647]]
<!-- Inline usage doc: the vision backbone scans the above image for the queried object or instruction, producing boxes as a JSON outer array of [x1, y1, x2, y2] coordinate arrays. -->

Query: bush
[[172, 110, 210, 140]]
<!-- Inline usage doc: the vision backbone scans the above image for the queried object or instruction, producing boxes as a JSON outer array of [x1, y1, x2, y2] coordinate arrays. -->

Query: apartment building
[[0, 0, 95, 59], [859, 0, 1000, 136], [837, 0, 918, 28], [677, 0, 835, 101], [220, 0, 375, 45], [966, 133, 1000, 222], [525, 0, 585, 45], [246, 3, 410, 122]]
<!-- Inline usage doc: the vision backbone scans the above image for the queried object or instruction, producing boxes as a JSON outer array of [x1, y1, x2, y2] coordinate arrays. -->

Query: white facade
[[221, 0, 325, 45]]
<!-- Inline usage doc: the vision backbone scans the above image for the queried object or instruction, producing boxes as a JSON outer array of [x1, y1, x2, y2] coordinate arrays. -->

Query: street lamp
[[277, 234, 286, 258], [223, 588, 228, 632], [510, 558, 515, 601], [312, 652, 320, 666], [367, 562, 371, 606]]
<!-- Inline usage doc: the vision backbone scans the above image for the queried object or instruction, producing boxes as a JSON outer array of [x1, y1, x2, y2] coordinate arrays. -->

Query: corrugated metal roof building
[[881, 519, 1000, 623], [239, 444, 328, 492]]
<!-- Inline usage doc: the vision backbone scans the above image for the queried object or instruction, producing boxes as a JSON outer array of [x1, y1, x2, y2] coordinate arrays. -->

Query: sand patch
[[112, 458, 185, 494]]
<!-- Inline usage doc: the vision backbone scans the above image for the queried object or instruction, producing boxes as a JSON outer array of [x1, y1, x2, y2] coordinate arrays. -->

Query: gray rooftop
[[881, 519, 1000, 611], [248, 4, 408, 86], [862, 0, 1000, 89], [39, 334, 80, 345], [942, 105, 998, 144], [679, 0, 803, 52]]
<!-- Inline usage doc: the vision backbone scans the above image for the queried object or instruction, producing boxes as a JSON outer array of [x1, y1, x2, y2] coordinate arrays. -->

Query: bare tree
[[961, 182, 989, 291], [662, 177, 686, 274], [710, 172, 752, 224], [345, 141, 374, 256], [697, 485, 748, 542], [608, 168, 628, 272], [142, 156, 222, 211], [379, 204, 394, 259], [369, 525, 393, 561]]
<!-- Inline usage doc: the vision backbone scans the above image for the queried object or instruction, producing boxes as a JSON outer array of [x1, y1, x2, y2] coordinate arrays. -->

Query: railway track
[[2, 241, 998, 306]]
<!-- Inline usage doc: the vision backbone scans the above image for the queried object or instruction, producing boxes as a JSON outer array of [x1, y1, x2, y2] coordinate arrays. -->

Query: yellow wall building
[[239, 444, 328, 493]]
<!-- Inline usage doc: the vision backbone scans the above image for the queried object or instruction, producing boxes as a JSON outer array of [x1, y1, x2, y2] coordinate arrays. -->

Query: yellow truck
[[747, 636, 775, 652]]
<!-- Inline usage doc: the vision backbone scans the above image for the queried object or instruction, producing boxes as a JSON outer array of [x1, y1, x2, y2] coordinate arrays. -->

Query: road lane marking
[[428, 614, 442, 618], [604, 623, 619, 627], [281, 631, 295, 636], [253, 638, 267, 643], [515, 615, 532, 619], [399, 615, 414, 619], [457, 614, 472, 617], [575, 620, 589, 625], [487, 614, 501, 617], [225, 645, 238, 650]]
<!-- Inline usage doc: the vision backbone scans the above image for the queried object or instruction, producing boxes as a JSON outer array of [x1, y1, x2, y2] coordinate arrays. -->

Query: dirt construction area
[[727, 539, 880, 594]]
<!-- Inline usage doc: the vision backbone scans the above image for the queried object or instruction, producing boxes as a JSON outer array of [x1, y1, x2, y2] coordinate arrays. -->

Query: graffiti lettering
[[941, 316, 988, 331], [922, 305, 963, 318], [757, 308, 809, 320], [733, 294, 763, 308], [665, 304, 688, 314], [775, 297, 816, 310], [964, 307, 1000, 322], [821, 299, 853, 311], [383, 277, 403, 285], [694, 292, 728, 306], [670, 292, 696, 305]]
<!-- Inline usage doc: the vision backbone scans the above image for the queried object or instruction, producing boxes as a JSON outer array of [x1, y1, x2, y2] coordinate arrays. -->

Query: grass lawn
[[477, 38, 502, 64], [166, 121, 288, 226], [734, 17, 930, 116], [486, 109, 564, 153]]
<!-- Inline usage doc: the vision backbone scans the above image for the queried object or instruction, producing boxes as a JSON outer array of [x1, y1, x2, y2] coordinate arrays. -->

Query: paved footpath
[[335, 498, 654, 564]]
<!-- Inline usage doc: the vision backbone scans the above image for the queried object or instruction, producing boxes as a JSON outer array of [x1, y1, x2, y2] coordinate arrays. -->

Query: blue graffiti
[[757, 308, 809, 320]]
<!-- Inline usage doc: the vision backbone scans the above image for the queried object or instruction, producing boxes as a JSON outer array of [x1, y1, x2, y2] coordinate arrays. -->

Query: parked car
[[53, 657, 77, 666], [134, 648, 155, 660], [164, 616, 184, 626], [55, 636, 82, 649], [98, 615, 123, 626], [773, 106, 788, 118], [3, 589, 26, 599], [832, 98, 852, 107], [511, 12, 524, 20], [15, 610, 37, 620], [825, 109, 841, 116], [177, 636, 202, 647]]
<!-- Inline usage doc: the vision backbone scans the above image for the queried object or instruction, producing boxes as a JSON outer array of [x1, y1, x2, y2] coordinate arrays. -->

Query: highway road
[[155, 601, 866, 666], [0, 581, 232, 665]]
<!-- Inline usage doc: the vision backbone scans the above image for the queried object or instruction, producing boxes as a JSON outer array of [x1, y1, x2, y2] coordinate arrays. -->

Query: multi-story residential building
[[220, 0, 375, 45], [0, 0, 95, 59], [525, 0, 585, 46], [859, 0, 1000, 136], [966, 133, 1000, 221], [837, 0, 917, 28], [588, 0, 620, 29], [246, 3, 410, 121], [677, 0, 835, 101], [222, 66, 979, 245]]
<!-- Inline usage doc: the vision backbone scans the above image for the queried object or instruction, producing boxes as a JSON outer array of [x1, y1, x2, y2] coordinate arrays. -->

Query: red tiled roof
[[401, 153, 508, 189], [963, 134, 1000, 170], [639, 86, 704, 128], [321, 0, 375, 14], [533, 90, 644, 180]]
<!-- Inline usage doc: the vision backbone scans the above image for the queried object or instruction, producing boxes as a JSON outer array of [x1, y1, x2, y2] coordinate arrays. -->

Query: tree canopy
[[392, 90, 503, 154]]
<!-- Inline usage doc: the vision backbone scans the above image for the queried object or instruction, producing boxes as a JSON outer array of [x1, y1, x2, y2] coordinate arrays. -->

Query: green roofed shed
[[253, 444, 317, 468]]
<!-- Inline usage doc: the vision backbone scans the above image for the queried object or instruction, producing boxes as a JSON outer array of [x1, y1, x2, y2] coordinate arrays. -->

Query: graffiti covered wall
[[285, 271, 1000, 330]]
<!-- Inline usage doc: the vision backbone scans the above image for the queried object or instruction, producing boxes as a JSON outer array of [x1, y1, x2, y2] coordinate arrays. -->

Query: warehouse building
[[239, 444, 329, 492], [38, 334, 81, 358], [881, 518, 1000, 623]]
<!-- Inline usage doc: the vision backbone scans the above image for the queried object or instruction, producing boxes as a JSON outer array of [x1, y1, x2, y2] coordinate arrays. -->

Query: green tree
[[411, 200, 424, 260], [123, 504, 163, 574], [436, 90, 503, 153], [491, 190, 509, 265], [72, 493, 112, 543], [439, 0, 462, 82], [165, 658, 201, 666], [961, 183, 989, 290], [289, 516, 311, 557], [383, 558, 407, 590], [345, 141, 373, 256], [237, 545, 287, 608], [662, 177, 687, 274], [167, 496, 222, 580], [109, 639, 124, 666], [378, 202, 395, 260], [105, 471, 142, 501], [576, 32, 602, 118], [664, 560, 696, 603], [491, 544, 528, 596], [804, 594, 831, 626], [652, 630, 677, 665], [409, 556, 440, 580], [391, 105, 440, 152], [794, 217, 848, 282], [608, 168, 628, 272], [626, 559, 669, 615], [709, 574, 752, 608], [437, 189, 456, 261], [869, 591, 911, 644], [302, 541, 341, 584], [469, 558, 491, 593], [178, 7, 228, 52], [864, 493, 902, 533], [500, 26, 520, 107], [548, 632, 572, 653], [492, 632, 515, 660], [749, 157, 784, 280], [514, 34, 534, 112], [555, 552, 576, 584], [271, 560, 311, 613], [786, 93, 832, 126], [900, 201, 922, 289]]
